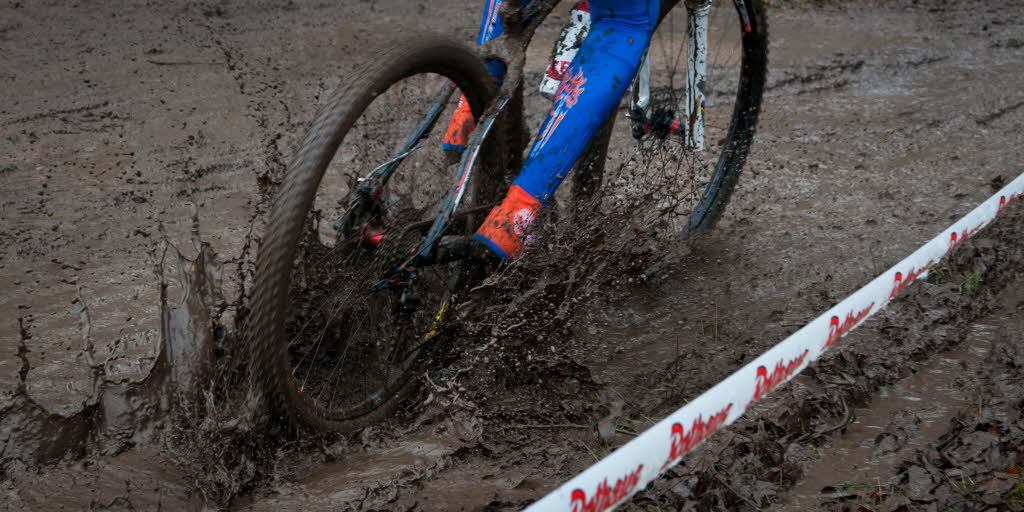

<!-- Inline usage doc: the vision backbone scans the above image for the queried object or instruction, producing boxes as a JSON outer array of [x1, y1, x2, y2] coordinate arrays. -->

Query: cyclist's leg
[[443, 0, 532, 154], [474, 0, 660, 260]]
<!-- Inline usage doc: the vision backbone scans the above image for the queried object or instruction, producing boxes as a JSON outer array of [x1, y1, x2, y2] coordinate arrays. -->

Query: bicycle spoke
[[264, 65, 492, 419], [606, 1, 760, 231]]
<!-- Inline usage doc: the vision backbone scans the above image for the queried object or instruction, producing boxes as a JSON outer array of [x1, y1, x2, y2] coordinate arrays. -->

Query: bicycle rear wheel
[[601, 0, 768, 231], [247, 35, 494, 433]]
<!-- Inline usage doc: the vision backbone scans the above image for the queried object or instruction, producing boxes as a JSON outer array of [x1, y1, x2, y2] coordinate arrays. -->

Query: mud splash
[[0, 211, 256, 507]]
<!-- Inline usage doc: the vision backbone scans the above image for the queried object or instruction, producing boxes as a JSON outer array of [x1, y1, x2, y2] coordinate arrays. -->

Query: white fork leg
[[685, 0, 712, 150], [629, 49, 651, 123]]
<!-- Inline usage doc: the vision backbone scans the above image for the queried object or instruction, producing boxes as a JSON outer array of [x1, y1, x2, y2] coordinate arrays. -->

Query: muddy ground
[[2, 0, 1023, 510]]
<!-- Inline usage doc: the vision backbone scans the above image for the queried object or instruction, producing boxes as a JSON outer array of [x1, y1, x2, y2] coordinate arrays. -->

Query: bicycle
[[247, 0, 768, 433]]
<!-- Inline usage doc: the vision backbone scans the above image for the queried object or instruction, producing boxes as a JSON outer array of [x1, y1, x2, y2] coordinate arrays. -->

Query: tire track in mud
[[202, 23, 288, 198], [180, 5, 288, 331]]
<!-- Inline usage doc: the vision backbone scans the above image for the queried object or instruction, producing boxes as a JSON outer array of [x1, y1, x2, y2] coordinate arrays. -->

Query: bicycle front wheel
[[604, 0, 768, 231], [247, 35, 494, 433]]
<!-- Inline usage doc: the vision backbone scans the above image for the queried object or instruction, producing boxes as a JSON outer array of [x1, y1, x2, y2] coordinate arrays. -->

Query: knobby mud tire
[[247, 35, 494, 434]]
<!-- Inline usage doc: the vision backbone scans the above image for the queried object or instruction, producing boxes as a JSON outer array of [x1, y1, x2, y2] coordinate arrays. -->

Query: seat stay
[[355, 81, 457, 194], [336, 80, 457, 242], [372, 95, 511, 292], [411, 95, 510, 264]]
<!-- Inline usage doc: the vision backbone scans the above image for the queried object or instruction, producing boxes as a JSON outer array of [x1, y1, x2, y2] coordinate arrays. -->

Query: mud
[[2, 0, 1023, 510], [779, 278, 1024, 511]]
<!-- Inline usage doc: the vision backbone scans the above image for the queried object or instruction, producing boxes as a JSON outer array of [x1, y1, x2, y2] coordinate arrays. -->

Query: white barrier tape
[[525, 171, 1024, 512]]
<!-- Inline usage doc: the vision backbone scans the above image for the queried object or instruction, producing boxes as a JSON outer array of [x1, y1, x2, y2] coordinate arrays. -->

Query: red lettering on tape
[[750, 349, 809, 404], [998, 191, 1022, 213], [888, 261, 933, 301], [569, 464, 643, 512], [946, 223, 983, 255], [661, 404, 732, 469], [824, 303, 874, 351]]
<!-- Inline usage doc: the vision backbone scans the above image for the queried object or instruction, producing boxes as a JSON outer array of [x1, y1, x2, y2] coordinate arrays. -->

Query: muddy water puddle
[[298, 439, 456, 502], [3, 448, 198, 510], [239, 434, 522, 511], [778, 313, 1011, 509]]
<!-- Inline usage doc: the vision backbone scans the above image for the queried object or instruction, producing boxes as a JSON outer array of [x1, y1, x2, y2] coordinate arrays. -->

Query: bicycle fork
[[628, 0, 713, 149]]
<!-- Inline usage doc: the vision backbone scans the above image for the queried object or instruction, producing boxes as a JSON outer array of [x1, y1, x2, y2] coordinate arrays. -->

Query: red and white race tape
[[525, 171, 1024, 512]]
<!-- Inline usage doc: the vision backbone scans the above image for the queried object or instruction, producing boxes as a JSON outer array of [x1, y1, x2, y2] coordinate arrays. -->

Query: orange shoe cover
[[443, 94, 475, 154], [473, 185, 541, 260]]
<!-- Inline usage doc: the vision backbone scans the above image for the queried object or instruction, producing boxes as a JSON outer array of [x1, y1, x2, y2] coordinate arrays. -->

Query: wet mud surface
[[2, 0, 1023, 510], [777, 271, 1024, 511]]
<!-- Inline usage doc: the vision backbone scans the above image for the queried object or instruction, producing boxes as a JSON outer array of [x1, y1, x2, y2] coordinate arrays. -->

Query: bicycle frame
[[364, 0, 559, 292], [364, 0, 724, 290]]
